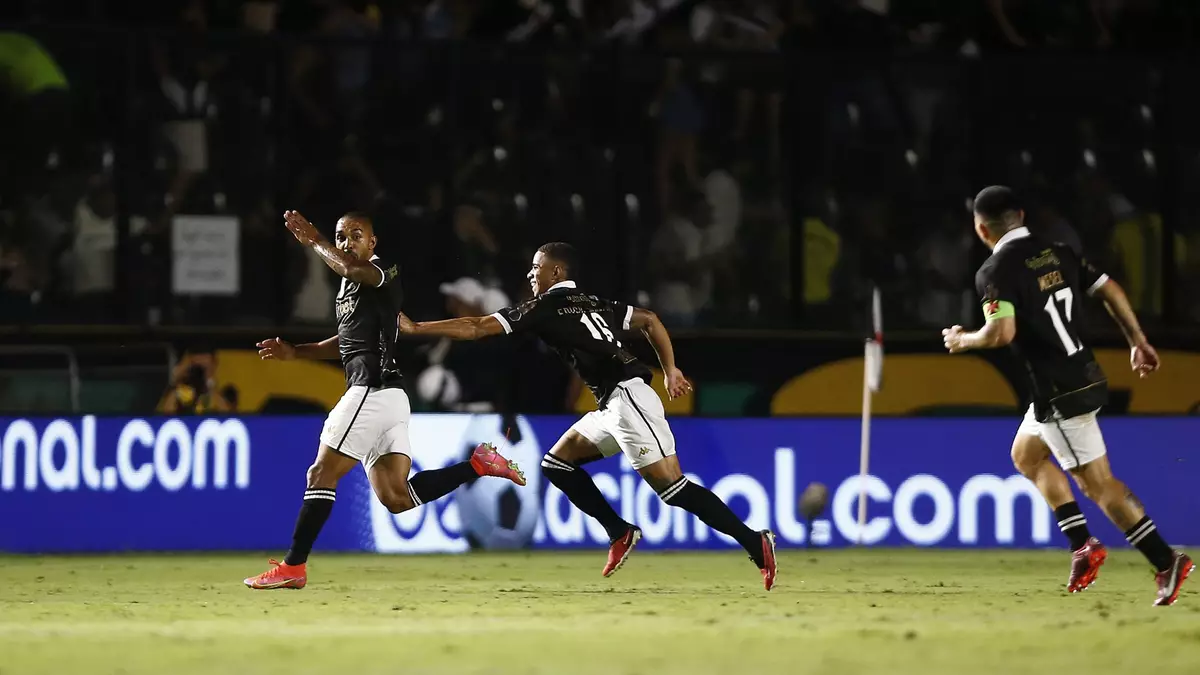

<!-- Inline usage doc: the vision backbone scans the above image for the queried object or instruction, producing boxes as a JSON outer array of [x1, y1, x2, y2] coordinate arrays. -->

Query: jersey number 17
[[1044, 287, 1083, 355]]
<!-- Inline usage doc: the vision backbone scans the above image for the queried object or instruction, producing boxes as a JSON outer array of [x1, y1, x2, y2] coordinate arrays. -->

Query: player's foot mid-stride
[[244, 210, 525, 590], [244, 558, 307, 590], [243, 443, 527, 590], [1067, 537, 1107, 593], [1155, 552, 1195, 607], [399, 242, 778, 590], [945, 186, 1190, 606], [471, 442, 527, 486], [603, 526, 642, 578]]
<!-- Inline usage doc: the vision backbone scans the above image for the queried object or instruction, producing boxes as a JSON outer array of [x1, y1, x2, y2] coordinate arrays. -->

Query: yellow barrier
[[772, 350, 1200, 415], [213, 348, 1200, 416]]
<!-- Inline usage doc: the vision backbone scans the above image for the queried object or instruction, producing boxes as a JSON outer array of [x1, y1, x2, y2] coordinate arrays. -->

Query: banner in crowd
[[0, 415, 1196, 553]]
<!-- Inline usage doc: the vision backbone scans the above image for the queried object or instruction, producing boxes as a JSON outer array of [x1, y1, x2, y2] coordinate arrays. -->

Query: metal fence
[[4, 27, 1200, 333]]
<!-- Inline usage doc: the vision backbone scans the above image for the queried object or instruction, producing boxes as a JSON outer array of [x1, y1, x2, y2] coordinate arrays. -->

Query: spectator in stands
[[690, 0, 785, 151], [415, 277, 511, 411], [915, 205, 975, 327], [648, 187, 708, 327], [451, 200, 502, 285], [152, 0, 226, 218], [158, 348, 237, 415], [651, 57, 705, 221], [0, 238, 38, 321], [65, 173, 117, 318]]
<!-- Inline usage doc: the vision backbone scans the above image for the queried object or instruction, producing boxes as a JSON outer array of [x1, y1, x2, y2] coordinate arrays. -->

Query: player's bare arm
[[629, 307, 692, 400], [942, 316, 1016, 354], [397, 311, 505, 341], [1092, 278, 1160, 377], [256, 335, 339, 361], [283, 210, 383, 287]]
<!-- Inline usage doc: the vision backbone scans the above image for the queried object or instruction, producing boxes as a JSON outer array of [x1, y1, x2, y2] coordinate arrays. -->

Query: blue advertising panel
[[0, 415, 1196, 553]]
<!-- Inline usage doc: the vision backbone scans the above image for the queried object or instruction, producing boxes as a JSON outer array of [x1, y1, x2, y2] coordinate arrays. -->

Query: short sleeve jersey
[[335, 255, 405, 389], [490, 281, 653, 406], [975, 227, 1110, 421]]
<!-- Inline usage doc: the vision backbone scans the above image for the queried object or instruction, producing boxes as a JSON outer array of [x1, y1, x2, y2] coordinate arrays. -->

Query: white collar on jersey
[[546, 280, 577, 292], [992, 226, 1031, 255], [370, 255, 380, 261]]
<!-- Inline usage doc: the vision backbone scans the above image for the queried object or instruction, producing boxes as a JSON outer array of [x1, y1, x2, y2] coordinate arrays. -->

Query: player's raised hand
[[396, 311, 417, 335], [942, 325, 967, 353], [283, 210, 320, 246], [257, 337, 296, 361], [665, 367, 693, 400], [1131, 342, 1160, 378]]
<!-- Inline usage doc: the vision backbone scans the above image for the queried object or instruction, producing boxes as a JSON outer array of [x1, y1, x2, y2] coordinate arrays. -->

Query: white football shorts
[[319, 385, 412, 470], [1016, 404, 1108, 470], [570, 378, 677, 470]]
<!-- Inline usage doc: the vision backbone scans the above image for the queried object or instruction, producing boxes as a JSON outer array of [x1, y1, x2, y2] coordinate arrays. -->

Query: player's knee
[[1009, 440, 1048, 478], [1075, 470, 1119, 504], [381, 489, 415, 514], [540, 453, 578, 483], [306, 462, 339, 489], [1010, 451, 1039, 479]]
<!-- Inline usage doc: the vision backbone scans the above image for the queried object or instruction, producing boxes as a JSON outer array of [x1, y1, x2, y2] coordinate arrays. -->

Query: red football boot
[[759, 530, 778, 591], [470, 443, 527, 486], [1068, 537, 1107, 593], [244, 558, 307, 590], [603, 526, 642, 577], [1154, 552, 1195, 606]]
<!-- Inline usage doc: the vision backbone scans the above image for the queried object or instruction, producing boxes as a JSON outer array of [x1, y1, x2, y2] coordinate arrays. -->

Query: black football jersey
[[491, 281, 653, 405], [975, 227, 1110, 422], [335, 256, 405, 389]]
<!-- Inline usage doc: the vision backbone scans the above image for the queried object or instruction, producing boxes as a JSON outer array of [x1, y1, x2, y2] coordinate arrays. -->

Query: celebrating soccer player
[[398, 242, 779, 590], [943, 186, 1192, 606], [243, 211, 527, 590]]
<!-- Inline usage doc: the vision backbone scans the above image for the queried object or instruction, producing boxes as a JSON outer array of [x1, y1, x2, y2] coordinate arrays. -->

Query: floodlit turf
[[1, 549, 1198, 675]]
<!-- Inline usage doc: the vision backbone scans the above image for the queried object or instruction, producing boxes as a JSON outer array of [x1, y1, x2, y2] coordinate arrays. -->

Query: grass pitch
[[1, 549, 1198, 675]]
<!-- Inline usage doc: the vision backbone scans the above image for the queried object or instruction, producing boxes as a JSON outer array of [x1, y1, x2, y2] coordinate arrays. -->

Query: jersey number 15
[[1044, 287, 1083, 355], [580, 312, 621, 347]]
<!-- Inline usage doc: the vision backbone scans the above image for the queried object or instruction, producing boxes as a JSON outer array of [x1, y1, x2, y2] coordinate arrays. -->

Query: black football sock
[[1125, 516, 1175, 571], [660, 477, 764, 567], [541, 454, 631, 541], [1054, 502, 1091, 551], [284, 488, 336, 565], [409, 461, 478, 505]]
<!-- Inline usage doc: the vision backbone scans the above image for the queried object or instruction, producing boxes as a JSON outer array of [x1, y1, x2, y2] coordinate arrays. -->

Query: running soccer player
[[943, 186, 1193, 606], [397, 242, 778, 590], [243, 211, 526, 590]]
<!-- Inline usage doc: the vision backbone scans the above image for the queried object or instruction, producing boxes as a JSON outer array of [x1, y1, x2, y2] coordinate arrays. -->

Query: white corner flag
[[857, 286, 883, 544]]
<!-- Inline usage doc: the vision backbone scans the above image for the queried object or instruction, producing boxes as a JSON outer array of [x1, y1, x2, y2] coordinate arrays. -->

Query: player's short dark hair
[[537, 242, 579, 277], [972, 186, 1023, 229], [339, 211, 374, 231]]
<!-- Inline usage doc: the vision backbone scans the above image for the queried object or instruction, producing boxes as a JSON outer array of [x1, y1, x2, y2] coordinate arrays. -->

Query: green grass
[[1, 550, 1198, 675]]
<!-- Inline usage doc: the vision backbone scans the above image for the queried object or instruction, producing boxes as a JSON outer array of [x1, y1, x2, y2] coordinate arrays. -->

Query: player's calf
[[1071, 458, 1188, 603], [650, 469, 778, 589], [370, 444, 526, 517]]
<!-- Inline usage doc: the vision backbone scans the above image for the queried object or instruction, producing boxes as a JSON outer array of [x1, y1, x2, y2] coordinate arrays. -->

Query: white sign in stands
[[172, 215, 240, 295]]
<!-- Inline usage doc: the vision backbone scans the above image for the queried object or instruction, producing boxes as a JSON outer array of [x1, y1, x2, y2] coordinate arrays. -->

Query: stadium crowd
[[1, 0, 1199, 339]]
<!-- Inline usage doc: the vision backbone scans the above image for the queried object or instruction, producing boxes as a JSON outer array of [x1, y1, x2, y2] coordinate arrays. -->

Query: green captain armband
[[982, 300, 1015, 321]]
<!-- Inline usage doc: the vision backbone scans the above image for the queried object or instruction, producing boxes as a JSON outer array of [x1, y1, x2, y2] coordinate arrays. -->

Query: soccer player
[[943, 186, 1193, 606], [243, 211, 527, 590], [397, 242, 778, 590]]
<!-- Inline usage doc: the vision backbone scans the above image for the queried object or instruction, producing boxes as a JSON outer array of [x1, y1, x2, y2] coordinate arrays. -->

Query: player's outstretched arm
[[397, 312, 505, 341], [257, 336, 339, 361], [942, 316, 1016, 353], [629, 308, 692, 400], [1093, 278, 1161, 377], [282, 210, 382, 286]]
